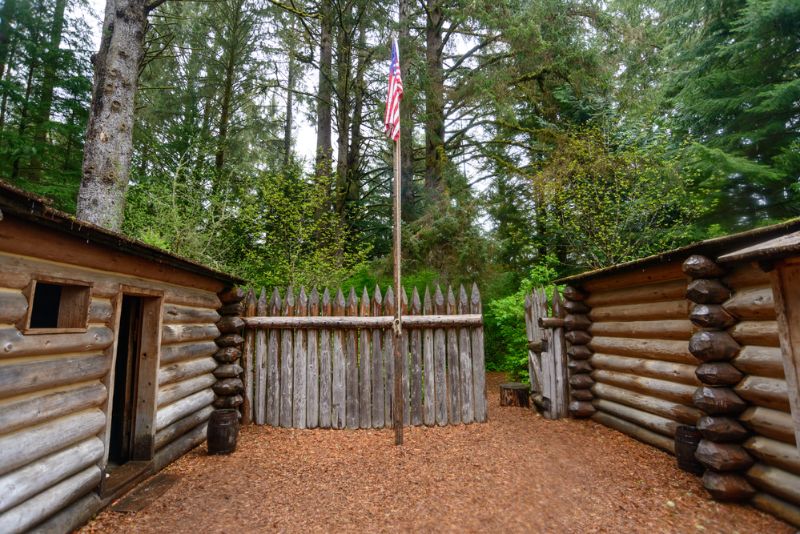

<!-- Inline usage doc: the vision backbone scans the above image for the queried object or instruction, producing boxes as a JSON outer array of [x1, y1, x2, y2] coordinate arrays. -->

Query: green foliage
[[484, 258, 559, 381]]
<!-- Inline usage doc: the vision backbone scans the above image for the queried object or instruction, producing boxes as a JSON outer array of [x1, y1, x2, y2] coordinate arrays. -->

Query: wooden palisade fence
[[524, 287, 569, 419], [239, 284, 487, 429]]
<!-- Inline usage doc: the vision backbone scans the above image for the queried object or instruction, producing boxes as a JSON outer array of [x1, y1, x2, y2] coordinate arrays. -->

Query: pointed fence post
[[280, 287, 295, 427], [293, 287, 308, 428], [266, 289, 281, 426], [319, 288, 333, 428], [459, 285, 474, 423], [446, 286, 461, 424], [346, 288, 359, 429], [423, 287, 435, 426], [241, 289, 256, 425], [371, 286, 384, 428], [471, 284, 487, 422], [384, 286, 396, 429], [433, 285, 448, 426], [410, 287, 423, 425], [359, 287, 372, 429], [254, 288, 267, 425], [307, 288, 320, 429], [332, 288, 346, 428]]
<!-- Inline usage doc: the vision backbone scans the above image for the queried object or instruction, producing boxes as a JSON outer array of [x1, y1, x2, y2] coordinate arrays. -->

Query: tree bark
[[77, 0, 149, 231], [424, 0, 444, 198], [27, 0, 67, 181], [344, 24, 366, 225], [334, 8, 352, 216], [283, 36, 296, 168], [314, 0, 333, 179], [0, 0, 16, 82]]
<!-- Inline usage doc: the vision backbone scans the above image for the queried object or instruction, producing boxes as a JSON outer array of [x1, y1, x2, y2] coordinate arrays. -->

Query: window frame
[[19, 275, 93, 334]]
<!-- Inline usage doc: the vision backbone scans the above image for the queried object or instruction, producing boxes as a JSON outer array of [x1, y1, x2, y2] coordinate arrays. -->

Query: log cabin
[[0, 180, 245, 532], [556, 218, 800, 527]]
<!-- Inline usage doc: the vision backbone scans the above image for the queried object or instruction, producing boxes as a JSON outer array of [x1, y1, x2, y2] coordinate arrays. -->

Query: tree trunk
[[11, 45, 38, 180], [314, 0, 333, 179], [344, 24, 366, 225], [424, 0, 444, 198], [77, 0, 149, 231], [399, 0, 415, 221], [283, 40, 296, 168], [26, 0, 67, 181], [0, 0, 16, 82], [334, 6, 353, 217]]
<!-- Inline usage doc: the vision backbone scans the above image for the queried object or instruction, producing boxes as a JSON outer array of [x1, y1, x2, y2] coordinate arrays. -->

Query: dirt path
[[81, 373, 791, 533]]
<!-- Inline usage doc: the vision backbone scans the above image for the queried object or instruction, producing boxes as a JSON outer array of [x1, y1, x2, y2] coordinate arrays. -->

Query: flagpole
[[392, 134, 404, 446]]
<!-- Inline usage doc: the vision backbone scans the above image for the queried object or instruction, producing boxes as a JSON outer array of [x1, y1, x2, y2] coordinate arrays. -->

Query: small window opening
[[28, 281, 90, 330]]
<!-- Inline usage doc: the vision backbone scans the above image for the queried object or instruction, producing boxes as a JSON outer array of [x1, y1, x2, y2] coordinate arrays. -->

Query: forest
[[0, 0, 797, 377]]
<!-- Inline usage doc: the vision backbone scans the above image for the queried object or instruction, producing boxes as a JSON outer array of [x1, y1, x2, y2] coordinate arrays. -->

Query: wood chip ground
[[80, 373, 792, 533]]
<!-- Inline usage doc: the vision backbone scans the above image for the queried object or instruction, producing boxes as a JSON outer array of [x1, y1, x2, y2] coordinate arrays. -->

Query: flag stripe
[[384, 38, 404, 142]]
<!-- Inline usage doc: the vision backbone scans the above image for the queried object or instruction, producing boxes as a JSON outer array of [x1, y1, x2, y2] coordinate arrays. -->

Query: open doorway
[[103, 291, 162, 495]]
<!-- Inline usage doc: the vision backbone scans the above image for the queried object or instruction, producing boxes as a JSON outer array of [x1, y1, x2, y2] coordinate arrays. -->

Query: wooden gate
[[239, 284, 487, 428], [524, 287, 569, 419]]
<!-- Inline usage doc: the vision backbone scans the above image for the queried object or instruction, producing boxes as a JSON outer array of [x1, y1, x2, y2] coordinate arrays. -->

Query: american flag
[[384, 38, 404, 142]]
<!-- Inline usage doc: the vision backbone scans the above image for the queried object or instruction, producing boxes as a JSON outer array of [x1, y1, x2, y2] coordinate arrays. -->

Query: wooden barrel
[[675, 424, 704, 475], [207, 409, 239, 455]]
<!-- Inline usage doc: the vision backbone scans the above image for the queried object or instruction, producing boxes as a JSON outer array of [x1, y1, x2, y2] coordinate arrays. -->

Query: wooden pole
[[393, 135, 403, 446]]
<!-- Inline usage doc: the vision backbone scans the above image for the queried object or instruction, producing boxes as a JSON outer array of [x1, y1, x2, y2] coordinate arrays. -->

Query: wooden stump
[[500, 383, 530, 408]]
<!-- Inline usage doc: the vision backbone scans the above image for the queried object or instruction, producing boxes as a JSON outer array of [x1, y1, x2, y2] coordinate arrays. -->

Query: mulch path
[[80, 373, 792, 533]]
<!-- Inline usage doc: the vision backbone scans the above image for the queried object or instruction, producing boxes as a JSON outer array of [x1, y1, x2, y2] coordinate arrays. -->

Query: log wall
[[0, 250, 224, 532], [583, 272, 699, 454], [724, 263, 800, 524]]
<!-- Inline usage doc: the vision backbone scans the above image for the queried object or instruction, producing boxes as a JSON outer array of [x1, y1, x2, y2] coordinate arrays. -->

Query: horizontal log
[[585, 279, 686, 307], [583, 263, 684, 293], [564, 314, 591, 331], [0, 382, 106, 436], [690, 304, 736, 329], [592, 398, 678, 437], [218, 301, 244, 316], [562, 285, 587, 301], [688, 331, 741, 362], [0, 408, 105, 476], [740, 406, 796, 445], [589, 336, 696, 364], [733, 345, 785, 379], [693, 386, 747, 415], [592, 382, 703, 425], [591, 369, 697, 404], [0, 249, 222, 307], [31, 491, 102, 534], [589, 320, 694, 341], [87, 299, 113, 325], [155, 389, 215, 431], [570, 374, 594, 389], [702, 470, 755, 502], [683, 255, 725, 279], [215, 334, 243, 347], [747, 463, 800, 506], [589, 300, 689, 322], [723, 286, 775, 320], [0, 437, 103, 513], [686, 279, 731, 304], [563, 300, 590, 314], [752, 492, 800, 529], [734, 375, 790, 412], [158, 357, 217, 386], [568, 360, 592, 374], [162, 304, 221, 325], [539, 317, 565, 328], [572, 389, 594, 401], [0, 465, 101, 534], [567, 344, 593, 360], [591, 411, 675, 453], [590, 353, 700, 385], [213, 364, 243, 379], [243, 314, 484, 329], [160, 341, 217, 365], [0, 326, 113, 358], [729, 321, 780, 347], [745, 435, 800, 477], [155, 405, 214, 451], [695, 440, 754, 471], [213, 394, 243, 408], [213, 346, 241, 363], [697, 416, 748, 442], [157, 373, 216, 407], [213, 378, 243, 396], [0, 289, 27, 324], [153, 420, 208, 472], [218, 286, 246, 305], [161, 324, 220, 345], [723, 264, 770, 290], [569, 401, 595, 417], [565, 331, 592, 345], [216, 316, 244, 334], [695, 362, 743, 386], [0, 354, 109, 400]]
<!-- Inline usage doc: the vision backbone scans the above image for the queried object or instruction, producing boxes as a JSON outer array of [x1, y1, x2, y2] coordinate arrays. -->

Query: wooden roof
[[0, 180, 245, 286], [557, 217, 800, 286]]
